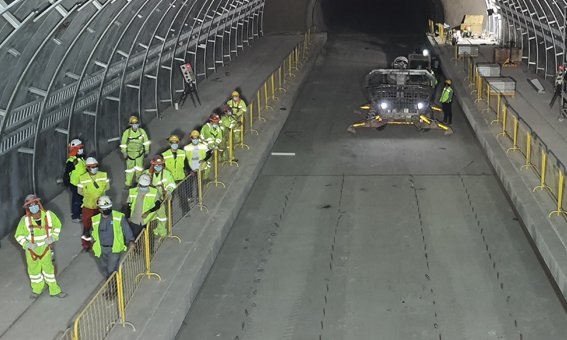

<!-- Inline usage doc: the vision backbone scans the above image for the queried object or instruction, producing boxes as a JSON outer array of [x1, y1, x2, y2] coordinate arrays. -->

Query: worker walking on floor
[[440, 79, 454, 124], [78, 157, 110, 251], [162, 135, 187, 182], [15, 195, 67, 299], [120, 115, 150, 188], [126, 174, 161, 238], [226, 91, 247, 144], [550, 65, 566, 108], [143, 155, 176, 237], [91, 196, 134, 278], [63, 138, 87, 223]]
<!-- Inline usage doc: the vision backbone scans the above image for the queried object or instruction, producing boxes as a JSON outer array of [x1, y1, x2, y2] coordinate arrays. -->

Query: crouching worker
[[91, 196, 134, 279]]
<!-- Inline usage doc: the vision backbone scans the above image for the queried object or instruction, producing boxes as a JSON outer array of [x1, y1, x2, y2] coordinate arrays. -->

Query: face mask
[[139, 186, 149, 192], [89, 167, 98, 174], [77, 148, 84, 155], [131, 124, 139, 130], [28, 204, 40, 214], [171, 144, 179, 150], [192, 139, 199, 145], [154, 165, 163, 172], [102, 209, 112, 216], [212, 124, 219, 128], [233, 97, 239, 101]]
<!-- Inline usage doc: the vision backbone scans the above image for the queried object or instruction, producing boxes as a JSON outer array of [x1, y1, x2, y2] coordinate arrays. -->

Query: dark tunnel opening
[[319, 0, 444, 35]]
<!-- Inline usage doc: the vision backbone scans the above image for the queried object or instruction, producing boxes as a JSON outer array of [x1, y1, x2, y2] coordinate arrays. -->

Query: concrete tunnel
[[2, 0, 567, 339]]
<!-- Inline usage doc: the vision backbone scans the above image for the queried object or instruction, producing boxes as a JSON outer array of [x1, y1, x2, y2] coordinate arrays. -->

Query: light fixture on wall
[[487, 8, 494, 16]]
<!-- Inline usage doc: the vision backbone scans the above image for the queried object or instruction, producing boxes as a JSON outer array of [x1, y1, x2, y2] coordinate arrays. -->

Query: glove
[[122, 153, 128, 159], [45, 237, 54, 245], [26, 243, 37, 250]]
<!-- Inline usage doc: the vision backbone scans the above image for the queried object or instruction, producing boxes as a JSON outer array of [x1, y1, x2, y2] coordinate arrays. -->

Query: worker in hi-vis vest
[[15, 195, 67, 299], [120, 115, 150, 187]]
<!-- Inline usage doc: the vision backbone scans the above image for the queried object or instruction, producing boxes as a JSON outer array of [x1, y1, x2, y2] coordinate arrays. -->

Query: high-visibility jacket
[[184, 143, 209, 171], [78, 171, 110, 209], [120, 128, 150, 158], [227, 98, 247, 118], [440, 85, 454, 103], [15, 210, 62, 259], [92, 211, 127, 257], [221, 115, 238, 131], [200, 123, 223, 148], [143, 168, 176, 197], [556, 70, 566, 86], [66, 156, 87, 186], [128, 187, 159, 225], [162, 149, 187, 181]]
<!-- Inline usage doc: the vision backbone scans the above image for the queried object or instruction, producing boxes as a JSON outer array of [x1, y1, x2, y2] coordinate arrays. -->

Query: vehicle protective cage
[[365, 69, 436, 119]]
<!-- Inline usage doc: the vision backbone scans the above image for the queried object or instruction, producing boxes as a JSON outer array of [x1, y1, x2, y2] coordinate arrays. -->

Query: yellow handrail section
[[60, 27, 316, 340], [429, 19, 567, 220]]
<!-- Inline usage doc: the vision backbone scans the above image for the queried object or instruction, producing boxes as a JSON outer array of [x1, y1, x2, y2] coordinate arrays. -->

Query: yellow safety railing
[[60, 26, 317, 340], [453, 45, 567, 220]]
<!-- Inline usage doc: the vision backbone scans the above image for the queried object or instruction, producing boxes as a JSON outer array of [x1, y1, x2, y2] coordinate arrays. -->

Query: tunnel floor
[[175, 34, 567, 339]]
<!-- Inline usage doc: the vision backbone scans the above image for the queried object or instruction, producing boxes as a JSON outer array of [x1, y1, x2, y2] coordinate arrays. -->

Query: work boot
[[51, 292, 68, 298], [72, 218, 81, 223]]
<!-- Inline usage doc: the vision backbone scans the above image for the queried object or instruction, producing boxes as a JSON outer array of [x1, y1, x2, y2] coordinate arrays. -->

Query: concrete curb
[[107, 34, 327, 340], [428, 37, 567, 298]]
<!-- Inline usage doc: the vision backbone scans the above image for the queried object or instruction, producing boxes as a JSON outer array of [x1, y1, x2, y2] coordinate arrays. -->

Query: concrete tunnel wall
[[0, 0, 566, 240]]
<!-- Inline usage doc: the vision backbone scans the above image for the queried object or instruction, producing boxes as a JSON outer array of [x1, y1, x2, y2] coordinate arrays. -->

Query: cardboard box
[[461, 15, 484, 35]]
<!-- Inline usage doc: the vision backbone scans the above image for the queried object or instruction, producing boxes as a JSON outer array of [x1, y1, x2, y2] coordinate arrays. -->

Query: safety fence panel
[[73, 274, 120, 340], [56, 328, 73, 340], [516, 120, 529, 158], [170, 174, 198, 226], [120, 232, 145, 308]]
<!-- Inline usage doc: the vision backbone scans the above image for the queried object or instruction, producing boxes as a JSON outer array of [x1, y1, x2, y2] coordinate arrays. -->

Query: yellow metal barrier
[[533, 149, 551, 192], [226, 128, 239, 166], [73, 272, 133, 340], [247, 102, 259, 135], [197, 169, 208, 212], [238, 115, 250, 149], [208, 149, 225, 188], [506, 115, 519, 153], [64, 28, 318, 340], [56, 328, 73, 340]]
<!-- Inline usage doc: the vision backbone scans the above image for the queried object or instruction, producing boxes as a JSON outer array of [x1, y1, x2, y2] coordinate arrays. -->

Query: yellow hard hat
[[190, 130, 200, 138], [445, 79, 452, 85], [231, 90, 239, 97], [129, 115, 139, 124], [168, 135, 180, 143]]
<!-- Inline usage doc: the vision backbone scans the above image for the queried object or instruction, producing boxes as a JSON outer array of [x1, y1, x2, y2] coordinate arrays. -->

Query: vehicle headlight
[[380, 102, 388, 110], [417, 102, 425, 110]]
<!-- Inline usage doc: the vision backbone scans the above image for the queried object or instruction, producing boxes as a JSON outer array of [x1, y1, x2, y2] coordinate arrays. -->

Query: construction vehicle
[[348, 52, 453, 135]]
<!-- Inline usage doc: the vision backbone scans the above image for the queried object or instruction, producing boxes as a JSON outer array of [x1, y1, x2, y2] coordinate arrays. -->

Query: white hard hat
[[69, 138, 83, 147], [138, 174, 151, 186], [85, 157, 98, 166], [97, 195, 112, 209]]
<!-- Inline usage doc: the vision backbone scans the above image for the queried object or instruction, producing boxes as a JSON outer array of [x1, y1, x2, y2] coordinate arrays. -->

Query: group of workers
[[16, 90, 248, 299]]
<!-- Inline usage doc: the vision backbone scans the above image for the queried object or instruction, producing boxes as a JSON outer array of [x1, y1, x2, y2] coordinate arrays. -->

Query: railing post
[[166, 198, 181, 242], [270, 73, 279, 101], [521, 132, 535, 170], [197, 169, 208, 212], [483, 82, 491, 112], [116, 267, 136, 330], [248, 102, 259, 135], [263, 81, 273, 111], [238, 115, 250, 149], [226, 128, 239, 166], [549, 169, 566, 217], [277, 66, 287, 93], [533, 149, 551, 192], [207, 149, 225, 188], [136, 226, 161, 281], [491, 93, 501, 125], [506, 115, 519, 153], [497, 105, 507, 137]]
